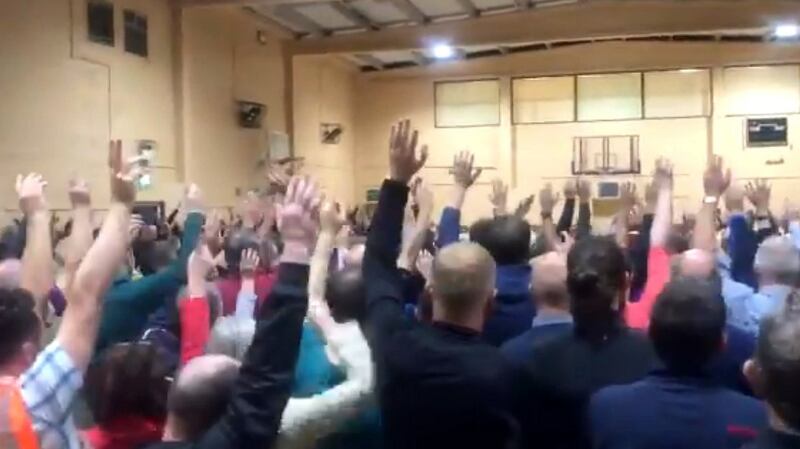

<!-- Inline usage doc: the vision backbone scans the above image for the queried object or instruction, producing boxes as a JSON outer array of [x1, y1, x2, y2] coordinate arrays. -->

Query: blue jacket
[[590, 369, 766, 449], [483, 264, 535, 346], [501, 313, 573, 364]]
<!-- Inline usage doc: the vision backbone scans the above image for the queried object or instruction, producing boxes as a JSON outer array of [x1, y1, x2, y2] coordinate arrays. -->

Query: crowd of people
[[0, 119, 799, 449]]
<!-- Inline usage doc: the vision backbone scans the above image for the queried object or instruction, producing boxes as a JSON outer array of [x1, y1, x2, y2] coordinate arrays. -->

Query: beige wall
[[0, 0, 290, 214], [353, 41, 800, 225], [181, 6, 289, 207], [0, 0, 179, 210], [292, 55, 358, 204]]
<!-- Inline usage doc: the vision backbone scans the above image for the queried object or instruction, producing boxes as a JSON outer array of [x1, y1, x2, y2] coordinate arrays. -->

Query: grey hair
[[206, 316, 255, 361], [755, 236, 800, 285]]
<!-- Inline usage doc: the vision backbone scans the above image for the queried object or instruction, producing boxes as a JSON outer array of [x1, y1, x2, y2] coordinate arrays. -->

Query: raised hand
[[489, 178, 508, 215], [416, 249, 434, 283], [620, 182, 638, 210], [108, 139, 139, 206], [577, 179, 592, 203], [389, 119, 428, 184], [703, 155, 731, 198], [563, 180, 577, 200], [653, 158, 674, 190], [128, 214, 144, 244], [16, 173, 48, 215], [239, 248, 260, 278], [68, 177, 91, 208], [745, 179, 771, 214], [188, 243, 216, 281], [539, 183, 561, 216], [204, 210, 222, 241], [184, 183, 205, 214], [279, 176, 321, 263], [514, 194, 536, 218], [725, 184, 745, 213], [451, 151, 482, 189], [320, 201, 346, 235]]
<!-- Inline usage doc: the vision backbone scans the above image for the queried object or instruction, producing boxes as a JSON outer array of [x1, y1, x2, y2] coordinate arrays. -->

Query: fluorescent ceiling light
[[431, 43, 455, 59], [774, 24, 799, 38], [678, 69, 702, 73]]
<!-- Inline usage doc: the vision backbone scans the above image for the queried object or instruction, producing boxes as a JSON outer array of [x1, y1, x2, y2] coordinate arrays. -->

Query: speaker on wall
[[237, 101, 266, 129]]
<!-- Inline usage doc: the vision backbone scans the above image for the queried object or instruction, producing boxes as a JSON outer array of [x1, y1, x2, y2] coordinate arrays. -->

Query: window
[[724, 65, 800, 115], [577, 72, 642, 121], [644, 69, 711, 118], [512, 76, 575, 124], [124, 9, 148, 57], [435, 79, 500, 127], [87, 0, 114, 46]]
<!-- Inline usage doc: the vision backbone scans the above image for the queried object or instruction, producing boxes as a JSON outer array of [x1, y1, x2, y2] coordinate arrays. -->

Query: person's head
[[755, 236, 800, 287], [326, 266, 366, 323], [649, 277, 726, 372], [223, 228, 261, 275], [745, 294, 800, 432], [206, 316, 255, 362], [566, 236, 628, 340], [429, 242, 496, 330], [0, 288, 41, 376], [677, 249, 716, 278], [469, 215, 531, 265], [85, 342, 172, 427], [531, 252, 569, 312], [164, 355, 240, 441], [0, 258, 22, 289], [665, 232, 690, 256]]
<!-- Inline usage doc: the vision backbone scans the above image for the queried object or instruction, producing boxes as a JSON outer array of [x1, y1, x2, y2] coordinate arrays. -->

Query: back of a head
[[223, 228, 260, 274], [649, 277, 726, 372], [755, 235, 800, 285], [566, 236, 627, 340], [0, 288, 40, 370], [431, 242, 496, 322], [755, 294, 800, 431], [531, 252, 569, 310], [85, 342, 172, 427], [469, 215, 531, 265], [326, 266, 366, 323], [207, 316, 255, 361], [167, 354, 240, 440]]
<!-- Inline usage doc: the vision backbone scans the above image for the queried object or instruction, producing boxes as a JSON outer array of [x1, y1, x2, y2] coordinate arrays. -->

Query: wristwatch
[[703, 196, 719, 205]]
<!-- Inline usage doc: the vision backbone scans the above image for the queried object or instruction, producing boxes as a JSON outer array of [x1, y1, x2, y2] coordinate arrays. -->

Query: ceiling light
[[774, 24, 799, 38], [431, 43, 455, 59], [679, 68, 701, 74]]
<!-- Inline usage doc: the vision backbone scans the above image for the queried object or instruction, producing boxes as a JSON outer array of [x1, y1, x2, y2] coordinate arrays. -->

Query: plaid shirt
[[18, 341, 83, 449]]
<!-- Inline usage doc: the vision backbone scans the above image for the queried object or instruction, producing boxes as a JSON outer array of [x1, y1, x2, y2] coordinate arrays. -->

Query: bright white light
[[431, 43, 455, 59], [678, 69, 701, 74], [775, 24, 799, 38]]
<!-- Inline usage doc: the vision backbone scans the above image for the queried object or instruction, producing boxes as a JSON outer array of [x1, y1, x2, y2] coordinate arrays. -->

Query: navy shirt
[[483, 264, 536, 346], [590, 369, 766, 449], [501, 313, 573, 364]]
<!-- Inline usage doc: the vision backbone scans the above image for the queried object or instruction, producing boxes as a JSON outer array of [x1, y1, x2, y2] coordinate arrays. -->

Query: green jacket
[[95, 212, 204, 353]]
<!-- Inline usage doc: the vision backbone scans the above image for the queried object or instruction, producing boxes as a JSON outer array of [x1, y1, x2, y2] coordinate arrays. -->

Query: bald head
[[431, 242, 496, 322], [532, 252, 568, 310], [344, 243, 365, 268], [167, 355, 240, 441], [678, 249, 716, 279]]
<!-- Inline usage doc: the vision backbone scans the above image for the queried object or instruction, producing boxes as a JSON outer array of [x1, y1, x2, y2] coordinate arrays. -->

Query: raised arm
[[179, 244, 216, 365], [629, 182, 657, 297], [694, 156, 731, 252], [576, 179, 592, 239], [364, 119, 427, 350], [17, 173, 53, 322], [63, 178, 93, 291], [614, 182, 638, 249], [59, 140, 136, 371], [726, 183, 758, 288], [399, 180, 433, 271], [747, 179, 778, 244], [437, 151, 481, 248], [556, 180, 577, 234], [539, 183, 561, 253], [308, 201, 345, 335], [489, 178, 508, 217], [193, 176, 318, 449], [625, 159, 673, 329], [235, 249, 261, 319]]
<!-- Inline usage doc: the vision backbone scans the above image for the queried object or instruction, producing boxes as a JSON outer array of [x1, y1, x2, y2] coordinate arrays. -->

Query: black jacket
[[363, 179, 524, 449], [145, 263, 309, 449]]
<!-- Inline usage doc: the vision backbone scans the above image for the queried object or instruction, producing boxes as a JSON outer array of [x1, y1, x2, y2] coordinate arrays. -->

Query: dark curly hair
[[0, 288, 41, 366], [85, 342, 173, 426]]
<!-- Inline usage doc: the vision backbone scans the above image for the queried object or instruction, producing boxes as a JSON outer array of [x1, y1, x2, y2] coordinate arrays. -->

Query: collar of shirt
[[531, 311, 573, 329], [495, 264, 532, 297], [648, 364, 715, 384], [432, 321, 481, 340]]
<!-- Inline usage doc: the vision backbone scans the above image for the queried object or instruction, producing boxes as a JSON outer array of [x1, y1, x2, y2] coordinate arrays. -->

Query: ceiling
[[183, 0, 800, 72]]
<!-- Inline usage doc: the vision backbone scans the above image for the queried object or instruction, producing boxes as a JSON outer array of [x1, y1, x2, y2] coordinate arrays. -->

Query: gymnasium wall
[[0, 0, 291, 214], [353, 41, 800, 225]]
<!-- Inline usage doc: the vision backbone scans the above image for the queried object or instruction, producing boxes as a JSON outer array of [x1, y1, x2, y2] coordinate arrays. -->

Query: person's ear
[[743, 359, 765, 398]]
